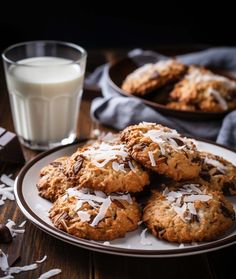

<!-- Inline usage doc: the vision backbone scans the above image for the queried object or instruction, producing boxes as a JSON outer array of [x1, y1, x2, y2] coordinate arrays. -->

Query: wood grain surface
[[0, 47, 235, 279]]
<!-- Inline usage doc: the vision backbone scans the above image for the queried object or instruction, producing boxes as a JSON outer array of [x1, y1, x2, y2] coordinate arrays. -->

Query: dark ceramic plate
[[108, 57, 236, 120]]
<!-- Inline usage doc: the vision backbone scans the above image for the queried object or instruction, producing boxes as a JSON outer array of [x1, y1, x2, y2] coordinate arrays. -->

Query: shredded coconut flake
[[148, 151, 156, 167], [179, 243, 185, 248], [66, 188, 132, 227], [0, 275, 14, 279], [208, 88, 228, 110], [204, 156, 227, 174], [77, 211, 91, 222], [36, 255, 47, 263], [140, 229, 152, 246], [91, 197, 111, 227], [128, 161, 136, 172], [163, 184, 212, 222], [5, 219, 25, 237], [37, 268, 62, 279], [103, 241, 110, 246], [0, 250, 9, 272], [8, 263, 38, 275], [0, 175, 14, 187], [18, 220, 27, 228], [81, 142, 134, 172]]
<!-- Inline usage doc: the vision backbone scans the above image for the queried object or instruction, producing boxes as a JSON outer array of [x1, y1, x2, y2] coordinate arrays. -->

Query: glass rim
[[2, 40, 87, 67]]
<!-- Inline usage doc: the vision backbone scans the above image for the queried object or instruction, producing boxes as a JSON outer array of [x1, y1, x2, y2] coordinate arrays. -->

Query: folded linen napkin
[[88, 47, 236, 149]]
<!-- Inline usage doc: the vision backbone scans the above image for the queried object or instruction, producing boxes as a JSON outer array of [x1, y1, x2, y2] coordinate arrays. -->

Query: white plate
[[14, 140, 236, 257]]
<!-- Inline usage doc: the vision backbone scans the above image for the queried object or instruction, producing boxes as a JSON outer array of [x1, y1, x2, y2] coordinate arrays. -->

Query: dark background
[[0, 2, 235, 52]]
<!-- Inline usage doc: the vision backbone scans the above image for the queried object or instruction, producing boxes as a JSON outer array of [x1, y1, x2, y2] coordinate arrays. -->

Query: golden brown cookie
[[121, 122, 201, 181], [63, 141, 150, 194], [168, 66, 236, 112], [197, 152, 236, 195], [143, 182, 235, 243], [121, 59, 187, 96], [37, 157, 74, 202], [49, 188, 141, 241]]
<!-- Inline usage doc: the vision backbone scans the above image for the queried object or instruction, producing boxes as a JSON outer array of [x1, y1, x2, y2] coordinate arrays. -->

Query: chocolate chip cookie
[[121, 122, 201, 181], [143, 182, 235, 243], [49, 188, 141, 241], [121, 59, 187, 95]]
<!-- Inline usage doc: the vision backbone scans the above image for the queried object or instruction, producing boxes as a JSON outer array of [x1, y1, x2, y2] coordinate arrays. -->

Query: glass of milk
[[2, 41, 87, 150]]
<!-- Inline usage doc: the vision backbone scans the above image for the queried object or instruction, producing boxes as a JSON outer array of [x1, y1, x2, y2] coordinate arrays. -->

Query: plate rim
[[14, 139, 236, 257], [107, 57, 232, 120]]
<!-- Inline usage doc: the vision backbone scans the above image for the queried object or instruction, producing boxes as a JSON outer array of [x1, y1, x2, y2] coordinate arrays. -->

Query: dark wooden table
[[0, 47, 236, 279]]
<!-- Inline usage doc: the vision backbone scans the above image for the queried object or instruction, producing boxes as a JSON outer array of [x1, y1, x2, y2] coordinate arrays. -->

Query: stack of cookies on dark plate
[[37, 122, 236, 243], [121, 59, 236, 112]]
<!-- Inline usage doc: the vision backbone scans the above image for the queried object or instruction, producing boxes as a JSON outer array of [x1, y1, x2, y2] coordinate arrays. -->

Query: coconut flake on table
[[0, 175, 14, 188], [140, 228, 152, 246], [37, 268, 62, 279], [36, 255, 47, 264], [8, 263, 38, 275], [0, 174, 16, 206], [204, 156, 227, 174], [5, 219, 26, 237], [0, 249, 9, 272]]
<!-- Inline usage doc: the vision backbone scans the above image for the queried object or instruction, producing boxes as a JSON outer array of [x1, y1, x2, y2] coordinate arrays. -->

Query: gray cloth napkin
[[88, 47, 236, 149]]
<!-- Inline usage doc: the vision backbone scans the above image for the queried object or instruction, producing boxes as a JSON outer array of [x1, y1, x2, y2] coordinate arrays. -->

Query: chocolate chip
[[50, 161, 62, 167], [190, 214, 199, 223], [73, 157, 83, 175], [212, 169, 224, 175], [173, 138, 184, 146], [191, 156, 202, 163], [199, 171, 211, 182], [112, 199, 125, 209], [220, 203, 235, 221], [223, 181, 236, 195], [154, 225, 166, 238], [0, 224, 13, 243], [156, 156, 167, 164]]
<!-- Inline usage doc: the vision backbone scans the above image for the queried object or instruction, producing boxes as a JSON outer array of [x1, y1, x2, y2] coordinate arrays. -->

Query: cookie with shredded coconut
[[121, 59, 187, 96], [197, 152, 236, 195], [37, 157, 74, 202], [63, 141, 150, 193], [49, 188, 141, 240], [143, 182, 235, 243], [121, 122, 201, 181], [167, 66, 236, 112]]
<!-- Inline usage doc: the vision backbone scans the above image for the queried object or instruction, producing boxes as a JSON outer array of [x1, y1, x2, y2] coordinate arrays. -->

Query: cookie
[[63, 141, 150, 193], [168, 66, 236, 112], [197, 152, 236, 195], [121, 59, 187, 96], [143, 182, 235, 243], [121, 122, 201, 181], [49, 188, 141, 241], [37, 157, 74, 202]]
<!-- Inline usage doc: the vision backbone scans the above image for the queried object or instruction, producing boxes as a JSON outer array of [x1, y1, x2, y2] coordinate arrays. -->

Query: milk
[[5, 57, 84, 148]]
